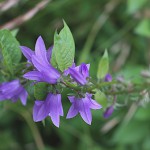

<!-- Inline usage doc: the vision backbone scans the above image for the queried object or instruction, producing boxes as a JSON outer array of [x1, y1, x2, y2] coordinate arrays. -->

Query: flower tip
[[54, 124, 59, 128], [37, 35, 43, 40]]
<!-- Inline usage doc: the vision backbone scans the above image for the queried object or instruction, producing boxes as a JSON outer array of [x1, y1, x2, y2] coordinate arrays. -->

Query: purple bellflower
[[67, 93, 102, 125], [0, 80, 28, 105], [68, 63, 90, 85], [20, 36, 60, 84], [104, 74, 112, 82], [33, 93, 63, 127], [103, 106, 114, 118]]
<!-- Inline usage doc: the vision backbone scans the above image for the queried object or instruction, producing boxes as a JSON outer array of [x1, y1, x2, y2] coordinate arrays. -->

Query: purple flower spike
[[104, 74, 112, 82], [21, 36, 60, 84], [103, 106, 114, 118], [33, 93, 63, 128], [67, 93, 102, 125], [0, 80, 28, 105], [68, 63, 90, 85]]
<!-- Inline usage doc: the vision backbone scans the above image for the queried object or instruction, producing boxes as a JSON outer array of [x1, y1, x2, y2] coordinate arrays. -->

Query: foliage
[[0, 0, 150, 150]]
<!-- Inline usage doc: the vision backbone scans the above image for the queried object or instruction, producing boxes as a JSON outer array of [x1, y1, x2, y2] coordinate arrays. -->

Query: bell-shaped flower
[[66, 93, 102, 125], [68, 63, 90, 85], [33, 93, 63, 127], [0, 80, 28, 105], [21, 36, 60, 84]]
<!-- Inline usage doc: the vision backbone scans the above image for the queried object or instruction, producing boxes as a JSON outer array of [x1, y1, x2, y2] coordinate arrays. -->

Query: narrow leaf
[[97, 50, 109, 79]]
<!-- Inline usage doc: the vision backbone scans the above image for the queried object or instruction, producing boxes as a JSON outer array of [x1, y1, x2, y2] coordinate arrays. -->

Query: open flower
[[0, 80, 28, 105], [21, 36, 60, 84], [33, 93, 63, 127], [68, 63, 90, 85], [66, 93, 102, 125]]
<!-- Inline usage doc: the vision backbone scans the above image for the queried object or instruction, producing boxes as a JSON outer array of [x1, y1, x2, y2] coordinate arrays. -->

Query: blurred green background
[[0, 0, 150, 150]]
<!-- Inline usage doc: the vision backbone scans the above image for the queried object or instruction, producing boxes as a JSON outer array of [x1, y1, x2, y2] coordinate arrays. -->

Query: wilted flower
[[21, 36, 60, 84], [67, 93, 102, 125], [104, 74, 112, 82], [0, 80, 28, 105], [103, 106, 114, 118], [68, 63, 90, 85], [33, 93, 63, 127]]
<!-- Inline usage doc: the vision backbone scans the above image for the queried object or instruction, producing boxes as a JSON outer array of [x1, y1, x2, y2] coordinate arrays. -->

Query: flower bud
[[104, 74, 112, 82], [103, 106, 114, 118]]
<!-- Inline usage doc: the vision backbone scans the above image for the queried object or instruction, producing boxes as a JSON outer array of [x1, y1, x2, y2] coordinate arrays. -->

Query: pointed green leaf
[[135, 19, 150, 37], [51, 21, 75, 71], [94, 90, 107, 108], [97, 50, 109, 79], [0, 29, 21, 74], [34, 82, 48, 100], [11, 29, 19, 37]]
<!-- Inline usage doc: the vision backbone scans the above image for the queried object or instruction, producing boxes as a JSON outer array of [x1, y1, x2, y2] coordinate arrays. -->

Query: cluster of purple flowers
[[21, 36, 103, 127], [0, 36, 114, 127]]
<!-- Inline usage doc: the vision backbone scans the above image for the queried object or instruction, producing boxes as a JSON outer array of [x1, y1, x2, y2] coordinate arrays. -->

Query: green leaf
[[135, 19, 150, 37], [127, 0, 147, 14], [0, 29, 21, 74], [34, 82, 48, 100], [11, 29, 19, 37], [97, 50, 109, 79], [94, 90, 107, 108], [51, 20, 75, 71]]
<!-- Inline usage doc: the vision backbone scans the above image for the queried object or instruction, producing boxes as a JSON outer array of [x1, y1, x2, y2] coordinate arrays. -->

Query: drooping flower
[[68, 63, 90, 85], [103, 106, 114, 118], [66, 93, 102, 125], [104, 74, 112, 82], [20, 36, 60, 84], [33, 93, 63, 127], [0, 80, 28, 105]]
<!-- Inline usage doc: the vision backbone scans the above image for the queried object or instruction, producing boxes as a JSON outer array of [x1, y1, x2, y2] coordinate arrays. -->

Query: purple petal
[[20, 46, 34, 63], [19, 87, 28, 105], [0, 80, 20, 92], [68, 68, 87, 85], [79, 63, 89, 78], [86, 64, 90, 70], [66, 105, 78, 118], [32, 55, 49, 71], [23, 71, 43, 82], [89, 99, 102, 109], [68, 96, 75, 103], [79, 107, 92, 125], [63, 63, 76, 76], [35, 36, 49, 66], [33, 100, 50, 122], [0, 94, 6, 101], [47, 46, 53, 62], [48, 94, 63, 127]]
